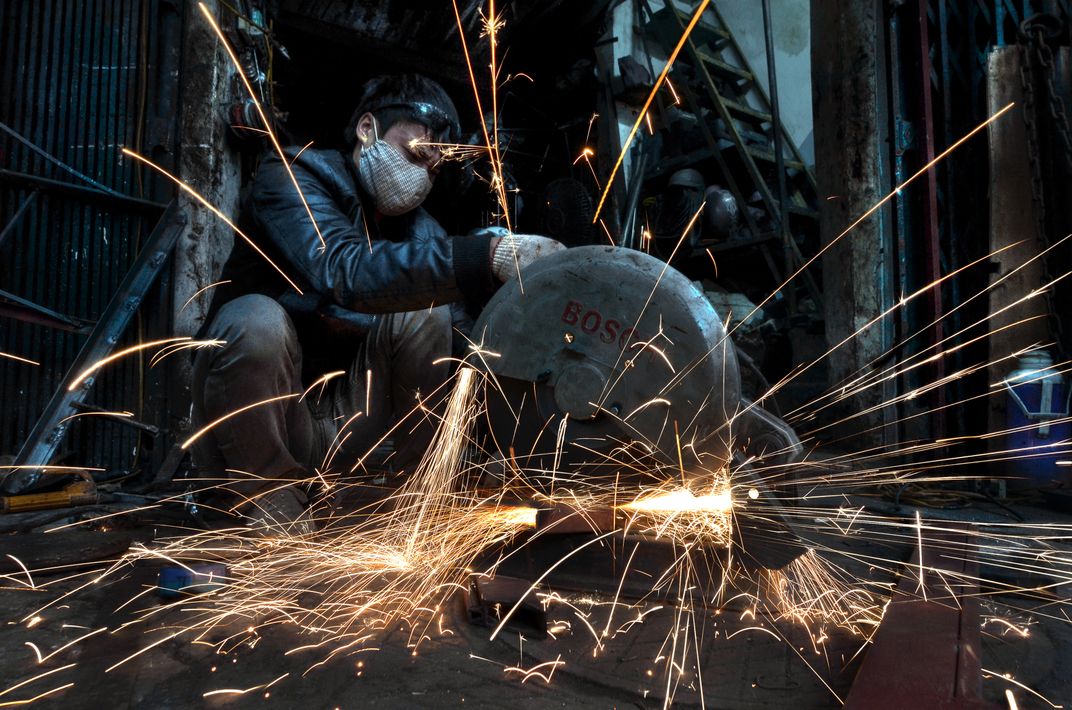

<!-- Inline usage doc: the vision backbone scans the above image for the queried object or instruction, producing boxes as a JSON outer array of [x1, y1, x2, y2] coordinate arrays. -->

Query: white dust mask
[[356, 120, 433, 216]]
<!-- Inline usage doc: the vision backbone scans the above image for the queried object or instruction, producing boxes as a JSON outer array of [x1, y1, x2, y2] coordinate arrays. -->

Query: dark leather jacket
[[205, 148, 495, 364]]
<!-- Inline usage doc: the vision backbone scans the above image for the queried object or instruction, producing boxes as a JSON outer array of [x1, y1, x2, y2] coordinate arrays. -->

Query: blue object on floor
[[157, 563, 229, 598]]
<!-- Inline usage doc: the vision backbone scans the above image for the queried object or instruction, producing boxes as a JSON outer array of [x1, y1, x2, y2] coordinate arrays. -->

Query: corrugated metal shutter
[[0, 0, 177, 472]]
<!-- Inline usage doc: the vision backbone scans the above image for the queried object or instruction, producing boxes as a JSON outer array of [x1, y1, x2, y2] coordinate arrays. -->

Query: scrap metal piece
[[467, 575, 547, 636], [844, 524, 986, 709], [0, 288, 95, 334], [0, 470, 97, 514]]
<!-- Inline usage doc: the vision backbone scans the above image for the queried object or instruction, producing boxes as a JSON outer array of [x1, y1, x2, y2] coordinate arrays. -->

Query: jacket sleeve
[[249, 153, 496, 313]]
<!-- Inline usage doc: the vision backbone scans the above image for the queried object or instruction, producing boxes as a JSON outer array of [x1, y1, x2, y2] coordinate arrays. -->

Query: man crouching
[[190, 74, 562, 533]]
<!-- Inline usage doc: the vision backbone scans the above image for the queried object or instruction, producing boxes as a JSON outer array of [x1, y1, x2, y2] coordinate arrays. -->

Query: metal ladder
[[638, 0, 822, 308]]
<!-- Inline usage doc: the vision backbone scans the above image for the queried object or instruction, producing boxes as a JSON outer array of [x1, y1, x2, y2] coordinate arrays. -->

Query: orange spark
[[122, 149, 303, 294], [181, 393, 301, 450], [665, 76, 681, 105], [68, 337, 189, 391], [58, 410, 134, 426], [593, 0, 711, 223], [180, 280, 231, 313], [0, 351, 39, 366], [573, 146, 595, 165]]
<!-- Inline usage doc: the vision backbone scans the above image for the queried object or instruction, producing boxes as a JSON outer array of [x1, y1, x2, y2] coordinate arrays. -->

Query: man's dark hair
[[344, 74, 460, 149]]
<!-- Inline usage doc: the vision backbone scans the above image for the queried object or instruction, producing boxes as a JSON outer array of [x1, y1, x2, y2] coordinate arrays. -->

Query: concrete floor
[[0, 560, 861, 708], [1, 497, 1070, 708]]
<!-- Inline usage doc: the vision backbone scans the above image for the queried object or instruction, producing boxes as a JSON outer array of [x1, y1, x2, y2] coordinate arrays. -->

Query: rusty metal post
[[811, 0, 895, 447], [986, 47, 1049, 453], [915, 0, 946, 439], [169, 0, 242, 439]]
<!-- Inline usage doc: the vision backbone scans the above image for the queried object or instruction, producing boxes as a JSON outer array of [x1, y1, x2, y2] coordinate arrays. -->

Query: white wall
[[605, 0, 816, 234], [715, 0, 814, 166]]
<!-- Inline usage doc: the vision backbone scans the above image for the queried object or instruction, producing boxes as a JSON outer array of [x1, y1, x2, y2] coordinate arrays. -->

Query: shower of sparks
[[8, 317, 1072, 707], [449, 0, 534, 292], [452, 0, 513, 233], [5, 6, 1072, 710], [411, 139, 489, 166]]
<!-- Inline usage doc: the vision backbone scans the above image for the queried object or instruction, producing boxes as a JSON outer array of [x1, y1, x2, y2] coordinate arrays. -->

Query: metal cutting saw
[[472, 245, 809, 570]]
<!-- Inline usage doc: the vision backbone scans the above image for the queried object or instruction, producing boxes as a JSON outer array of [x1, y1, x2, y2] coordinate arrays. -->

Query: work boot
[[244, 486, 317, 537]]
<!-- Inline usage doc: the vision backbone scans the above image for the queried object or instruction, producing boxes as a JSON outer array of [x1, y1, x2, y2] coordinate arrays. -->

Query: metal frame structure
[[637, 0, 823, 310], [0, 0, 184, 475], [6, 202, 185, 492], [881, 0, 1067, 440]]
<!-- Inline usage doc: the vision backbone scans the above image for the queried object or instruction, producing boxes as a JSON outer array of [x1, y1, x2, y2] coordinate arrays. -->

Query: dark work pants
[[190, 294, 453, 500]]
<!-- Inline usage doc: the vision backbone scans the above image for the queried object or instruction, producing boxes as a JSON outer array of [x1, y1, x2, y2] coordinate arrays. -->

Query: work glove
[[490, 233, 566, 282]]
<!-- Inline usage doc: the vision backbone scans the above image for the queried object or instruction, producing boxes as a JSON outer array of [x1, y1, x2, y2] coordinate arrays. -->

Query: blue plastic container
[[1003, 351, 1071, 489]]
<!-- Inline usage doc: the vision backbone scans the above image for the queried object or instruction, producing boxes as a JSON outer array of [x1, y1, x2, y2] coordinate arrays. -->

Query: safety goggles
[[372, 102, 460, 144]]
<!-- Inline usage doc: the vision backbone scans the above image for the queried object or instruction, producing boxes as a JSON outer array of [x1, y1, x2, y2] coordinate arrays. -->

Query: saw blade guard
[[472, 246, 741, 486]]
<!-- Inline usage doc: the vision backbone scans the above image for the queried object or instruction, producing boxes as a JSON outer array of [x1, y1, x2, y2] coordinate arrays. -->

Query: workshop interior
[[1, 0, 1071, 707]]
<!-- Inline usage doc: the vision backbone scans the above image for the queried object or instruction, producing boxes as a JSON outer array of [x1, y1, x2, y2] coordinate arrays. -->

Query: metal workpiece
[[0, 469, 97, 514], [535, 503, 619, 535], [532, 497, 802, 572], [467, 575, 548, 636]]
